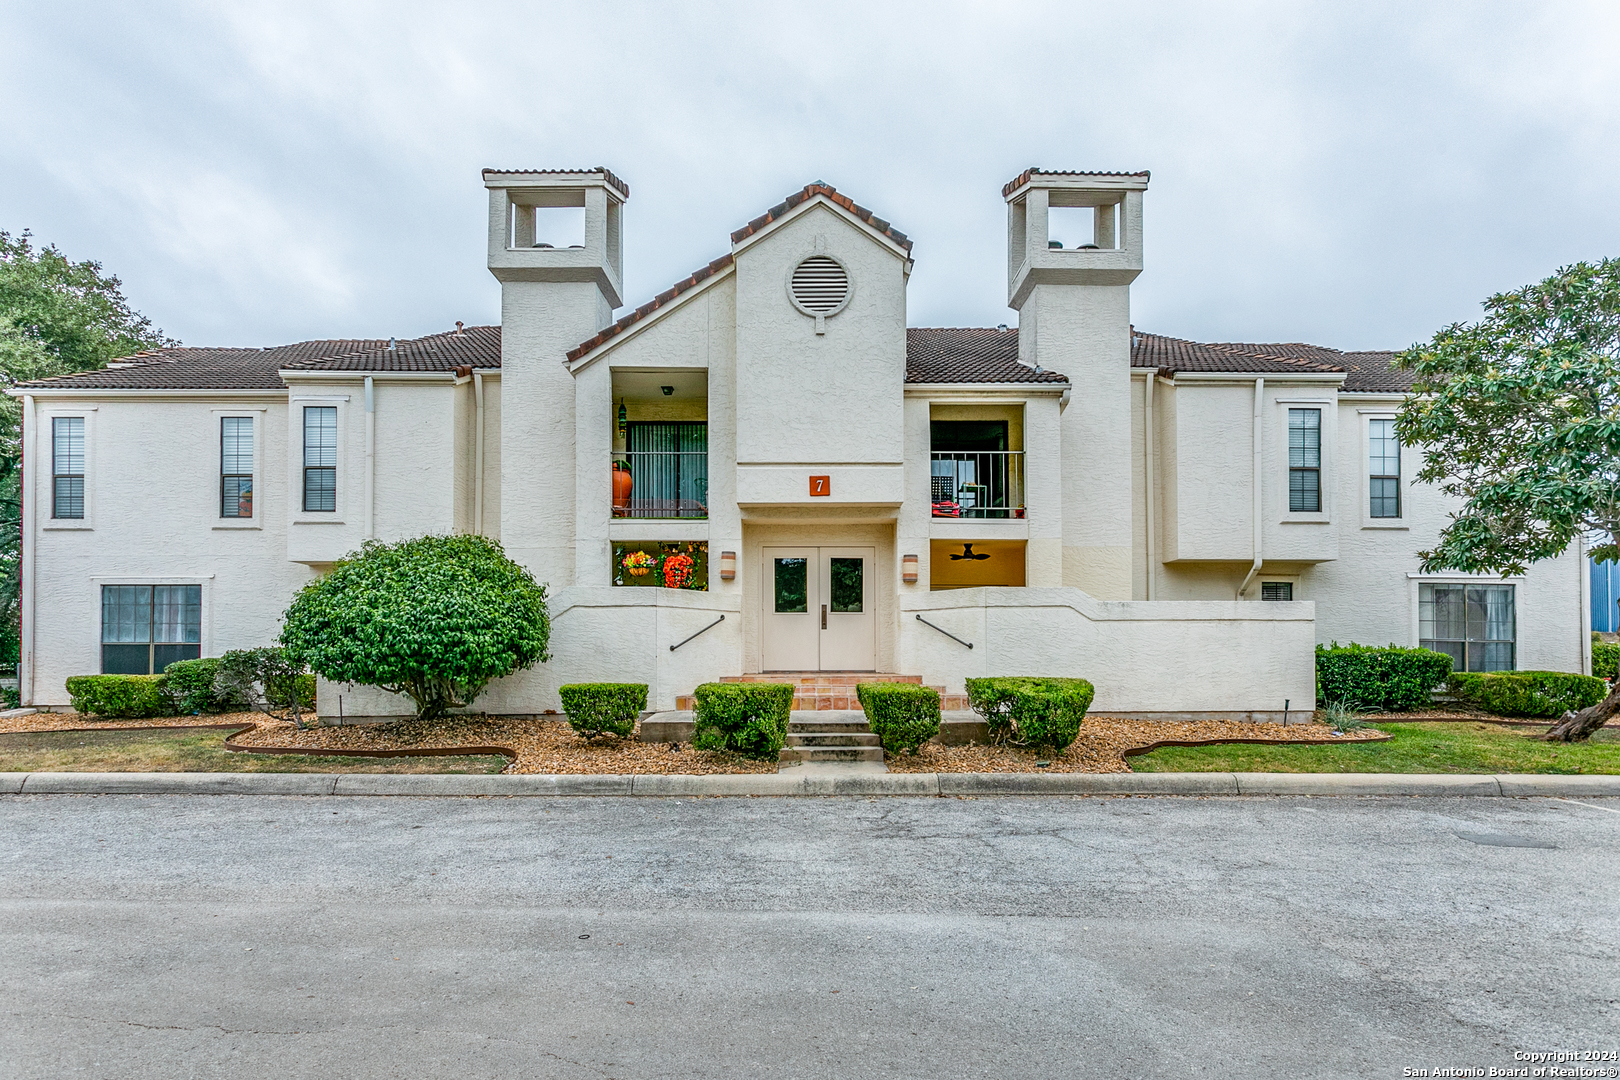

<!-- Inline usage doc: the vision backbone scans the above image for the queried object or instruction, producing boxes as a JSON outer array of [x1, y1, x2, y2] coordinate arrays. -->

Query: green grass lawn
[[0, 727, 510, 774], [1129, 721, 1620, 774]]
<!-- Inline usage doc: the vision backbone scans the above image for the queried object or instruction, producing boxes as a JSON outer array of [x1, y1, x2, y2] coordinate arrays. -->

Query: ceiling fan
[[949, 543, 990, 561]]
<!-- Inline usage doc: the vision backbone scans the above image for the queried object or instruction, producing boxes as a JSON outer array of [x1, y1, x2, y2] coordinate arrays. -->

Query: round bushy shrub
[[856, 683, 941, 755], [964, 677, 1094, 751], [281, 535, 550, 723], [558, 683, 647, 739], [64, 675, 174, 719], [691, 682, 793, 760], [1315, 643, 1455, 711], [1448, 671, 1606, 718], [163, 657, 235, 714]]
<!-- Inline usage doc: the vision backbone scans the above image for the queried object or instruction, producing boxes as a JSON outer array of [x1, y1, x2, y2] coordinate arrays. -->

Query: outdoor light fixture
[[950, 544, 990, 561], [902, 554, 918, 583], [719, 551, 736, 580], [661, 385, 674, 396], [617, 400, 627, 438]]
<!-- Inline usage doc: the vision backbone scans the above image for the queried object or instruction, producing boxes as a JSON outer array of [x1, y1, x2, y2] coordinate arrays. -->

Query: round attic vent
[[788, 255, 851, 318]]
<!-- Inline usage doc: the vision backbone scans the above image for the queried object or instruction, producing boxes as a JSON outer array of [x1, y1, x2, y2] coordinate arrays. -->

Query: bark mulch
[[227, 714, 776, 775], [0, 711, 248, 735], [886, 716, 1388, 774]]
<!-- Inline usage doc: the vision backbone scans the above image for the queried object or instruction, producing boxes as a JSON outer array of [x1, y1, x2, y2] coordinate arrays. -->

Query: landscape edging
[[2, 770, 1618, 797]]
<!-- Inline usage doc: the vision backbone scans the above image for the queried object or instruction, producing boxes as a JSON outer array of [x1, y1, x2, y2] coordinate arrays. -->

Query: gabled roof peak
[[731, 181, 913, 254]]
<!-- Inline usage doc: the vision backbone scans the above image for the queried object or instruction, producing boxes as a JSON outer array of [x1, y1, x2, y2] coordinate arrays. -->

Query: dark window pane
[[1420, 638, 1464, 672], [1369, 477, 1399, 518], [1289, 468, 1320, 512], [304, 467, 336, 512], [154, 643, 201, 672], [830, 557, 863, 612], [1260, 582, 1293, 601], [101, 643, 151, 675], [774, 558, 808, 613], [53, 476, 84, 519], [223, 476, 252, 518]]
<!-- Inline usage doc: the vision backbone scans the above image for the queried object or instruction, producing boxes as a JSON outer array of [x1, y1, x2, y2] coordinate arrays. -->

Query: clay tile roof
[[1338, 351, 1411, 393], [481, 167, 629, 199], [905, 327, 1068, 384], [16, 339, 392, 390], [565, 254, 735, 362], [1001, 167, 1152, 198], [1130, 332, 1346, 376], [283, 325, 501, 372], [730, 182, 913, 254]]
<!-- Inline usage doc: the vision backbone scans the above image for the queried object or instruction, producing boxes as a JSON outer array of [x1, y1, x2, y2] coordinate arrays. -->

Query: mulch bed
[[885, 716, 1387, 774]]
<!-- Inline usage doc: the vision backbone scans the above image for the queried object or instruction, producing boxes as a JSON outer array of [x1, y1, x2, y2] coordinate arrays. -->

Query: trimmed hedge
[[963, 677, 1094, 751], [691, 682, 793, 760], [1315, 643, 1454, 711], [856, 683, 941, 755], [558, 683, 647, 739], [163, 657, 236, 715], [1592, 636, 1618, 681], [64, 674, 174, 719], [1449, 670, 1607, 718]]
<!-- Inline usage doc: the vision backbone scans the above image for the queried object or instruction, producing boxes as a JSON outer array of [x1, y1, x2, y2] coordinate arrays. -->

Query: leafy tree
[[0, 231, 173, 663], [1395, 258, 1620, 740], [280, 535, 550, 723]]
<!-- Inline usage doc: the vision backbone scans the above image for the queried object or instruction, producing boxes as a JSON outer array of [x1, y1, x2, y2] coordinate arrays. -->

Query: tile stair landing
[[673, 672, 968, 712]]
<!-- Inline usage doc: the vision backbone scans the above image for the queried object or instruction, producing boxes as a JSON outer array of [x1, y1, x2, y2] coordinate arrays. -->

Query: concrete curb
[[1, 770, 1618, 797]]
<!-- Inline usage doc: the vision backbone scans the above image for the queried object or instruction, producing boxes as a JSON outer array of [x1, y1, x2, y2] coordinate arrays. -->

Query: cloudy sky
[[4, 1, 1617, 353]]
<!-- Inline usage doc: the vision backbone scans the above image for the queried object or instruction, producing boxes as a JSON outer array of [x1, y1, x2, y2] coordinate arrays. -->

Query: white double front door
[[761, 547, 876, 671]]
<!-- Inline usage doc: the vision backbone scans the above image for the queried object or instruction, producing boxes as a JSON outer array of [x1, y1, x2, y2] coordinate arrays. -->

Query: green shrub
[[64, 674, 174, 719], [856, 683, 941, 755], [162, 657, 237, 714], [963, 677, 1094, 751], [559, 683, 647, 739], [691, 682, 793, 760], [218, 647, 315, 728], [1592, 638, 1618, 681], [281, 535, 550, 723], [1448, 670, 1607, 718], [1315, 643, 1454, 711]]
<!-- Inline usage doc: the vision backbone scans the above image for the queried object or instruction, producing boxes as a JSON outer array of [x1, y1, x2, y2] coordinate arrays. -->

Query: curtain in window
[[626, 422, 707, 517], [1420, 583, 1514, 672], [101, 585, 202, 673]]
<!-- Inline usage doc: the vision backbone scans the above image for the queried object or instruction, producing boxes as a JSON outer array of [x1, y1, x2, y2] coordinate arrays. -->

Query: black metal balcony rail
[[611, 451, 709, 519], [930, 451, 1025, 518]]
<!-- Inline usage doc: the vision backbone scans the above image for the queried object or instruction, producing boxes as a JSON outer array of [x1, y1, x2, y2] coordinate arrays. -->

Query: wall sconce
[[617, 400, 627, 439], [719, 551, 736, 580], [902, 554, 919, 584]]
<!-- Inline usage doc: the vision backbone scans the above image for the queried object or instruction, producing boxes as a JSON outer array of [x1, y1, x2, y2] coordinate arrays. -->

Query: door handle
[[821, 604, 827, 630]]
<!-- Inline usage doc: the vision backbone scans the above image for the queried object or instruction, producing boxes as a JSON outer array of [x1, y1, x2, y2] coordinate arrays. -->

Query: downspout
[[20, 395, 34, 705], [1143, 372, 1156, 601], [473, 370, 485, 535], [363, 376, 375, 539], [1237, 376, 1265, 600]]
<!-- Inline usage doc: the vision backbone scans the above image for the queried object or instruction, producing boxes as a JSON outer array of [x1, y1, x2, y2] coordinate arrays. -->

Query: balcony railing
[[931, 451, 1024, 518], [612, 451, 708, 519]]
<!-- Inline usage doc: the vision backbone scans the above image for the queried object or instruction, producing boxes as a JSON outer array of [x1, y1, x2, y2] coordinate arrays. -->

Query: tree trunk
[[1545, 679, 1620, 742]]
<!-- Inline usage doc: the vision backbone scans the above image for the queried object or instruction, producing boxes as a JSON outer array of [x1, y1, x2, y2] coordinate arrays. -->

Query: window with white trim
[[1288, 408, 1321, 512], [221, 416, 253, 518], [52, 416, 85, 519], [1420, 583, 1514, 672], [1369, 418, 1400, 518], [303, 406, 337, 512], [101, 585, 201, 674]]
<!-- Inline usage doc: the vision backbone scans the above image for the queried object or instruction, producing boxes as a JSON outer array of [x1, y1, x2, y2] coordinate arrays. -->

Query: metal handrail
[[670, 614, 725, 652], [915, 614, 973, 649], [930, 450, 1025, 518]]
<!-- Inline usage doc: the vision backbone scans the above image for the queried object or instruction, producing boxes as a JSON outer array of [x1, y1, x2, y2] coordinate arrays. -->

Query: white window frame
[[1275, 397, 1333, 524], [39, 406, 96, 531], [212, 408, 266, 530], [88, 574, 215, 671], [1360, 409, 1408, 530], [290, 396, 348, 524], [1405, 572, 1523, 660]]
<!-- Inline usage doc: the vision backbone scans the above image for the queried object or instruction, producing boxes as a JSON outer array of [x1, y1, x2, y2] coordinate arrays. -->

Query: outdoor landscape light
[[661, 385, 674, 396]]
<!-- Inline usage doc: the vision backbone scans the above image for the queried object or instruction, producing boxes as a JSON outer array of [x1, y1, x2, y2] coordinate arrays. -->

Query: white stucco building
[[13, 167, 1591, 719]]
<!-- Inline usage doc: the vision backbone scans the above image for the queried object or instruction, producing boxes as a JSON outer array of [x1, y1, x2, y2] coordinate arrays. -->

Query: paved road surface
[[2, 793, 1617, 1079]]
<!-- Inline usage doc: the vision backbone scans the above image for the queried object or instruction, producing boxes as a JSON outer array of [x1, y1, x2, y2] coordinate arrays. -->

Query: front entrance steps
[[780, 712, 884, 765], [673, 672, 969, 711]]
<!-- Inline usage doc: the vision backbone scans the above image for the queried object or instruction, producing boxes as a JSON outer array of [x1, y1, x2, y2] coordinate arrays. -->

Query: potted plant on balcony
[[622, 549, 657, 577], [612, 460, 634, 514]]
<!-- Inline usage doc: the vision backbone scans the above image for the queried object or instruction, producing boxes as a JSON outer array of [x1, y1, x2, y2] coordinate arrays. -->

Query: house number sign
[[809, 475, 830, 497]]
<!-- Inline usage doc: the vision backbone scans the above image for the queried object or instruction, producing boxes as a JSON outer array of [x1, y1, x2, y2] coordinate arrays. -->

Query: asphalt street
[[2, 793, 1616, 1079]]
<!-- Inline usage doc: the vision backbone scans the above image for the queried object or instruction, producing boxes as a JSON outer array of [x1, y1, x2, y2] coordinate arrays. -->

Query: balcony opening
[[929, 540, 1026, 590], [611, 369, 708, 519], [509, 189, 587, 249], [1046, 195, 1120, 251], [930, 404, 1024, 519]]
